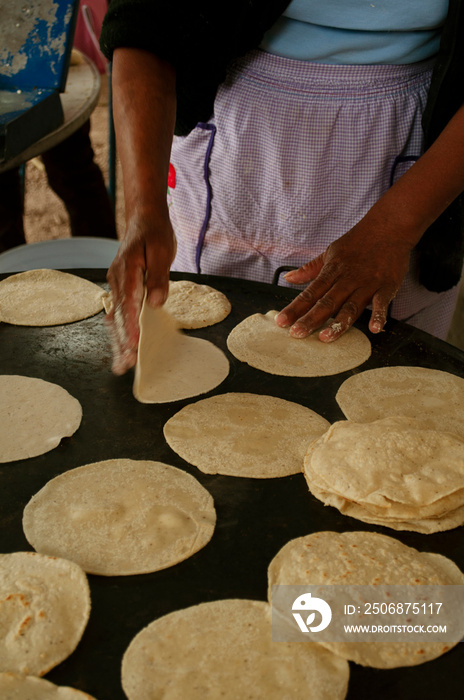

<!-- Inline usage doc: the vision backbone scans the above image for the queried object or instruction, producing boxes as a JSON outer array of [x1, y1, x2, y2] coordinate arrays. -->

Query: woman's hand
[[277, 100, 464, 341], [106, 48, 177, 374], [275, 213, 414, 341], [106, 215, 176, 375]]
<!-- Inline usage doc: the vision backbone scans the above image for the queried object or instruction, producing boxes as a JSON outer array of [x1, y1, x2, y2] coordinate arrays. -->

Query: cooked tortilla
[[0, 672, 97, 699], [0, 269, 106, 326], [0, 375, 82, 463], [335, 366, 464, 439], [23, 459, 216, 576], [121, 599, 349, 700], [164, 280, 231, 328], [164, 392, 330, 478], [0, 552, 90, 676], [268, 531, 464, 668], [226, 311, 371, 376]]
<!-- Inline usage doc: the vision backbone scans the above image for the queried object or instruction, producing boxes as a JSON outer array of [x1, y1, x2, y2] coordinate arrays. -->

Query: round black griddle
[[0, 270, 463, 700]]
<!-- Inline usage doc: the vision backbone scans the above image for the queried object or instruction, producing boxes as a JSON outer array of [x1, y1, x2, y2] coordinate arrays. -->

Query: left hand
[[275, 101, 464, 341], [275, 216, 414, 341]]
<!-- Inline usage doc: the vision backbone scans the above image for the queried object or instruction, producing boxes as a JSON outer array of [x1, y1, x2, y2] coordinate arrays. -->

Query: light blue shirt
[[260, 0, 449, 64]]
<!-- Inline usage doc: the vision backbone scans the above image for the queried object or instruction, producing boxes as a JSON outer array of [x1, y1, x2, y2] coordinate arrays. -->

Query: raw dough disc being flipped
[[23, 458, 217, 576], [0, 269, 106, 325], [0, 375, 82, 463], [336, 365, 464, 439], [268, 530, 464, 668], [133, 299, 229, 403], [226, 311, 371, 376], [0, 551, 90, 677], [164, 279, 231, 328], [121, 599, 349, 700], [0, 673, 98, 699], [164, 392, 330, 478]]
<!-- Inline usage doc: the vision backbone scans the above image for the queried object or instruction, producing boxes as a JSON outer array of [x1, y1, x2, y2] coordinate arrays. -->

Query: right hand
[[106, 214, 177, 375], [108, 48, 177, 375]]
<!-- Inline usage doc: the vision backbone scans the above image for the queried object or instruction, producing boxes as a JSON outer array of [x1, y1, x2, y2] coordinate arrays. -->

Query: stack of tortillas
[[0, 552, 90, 676], [121, 599, 349, 699], [22, 459, 216, 576], [227, 311, 371, 376], [303, 416, 464, 532], [0, 269, 106, 326], [164, 392, 330, 478], [268, 531, 464, 668]]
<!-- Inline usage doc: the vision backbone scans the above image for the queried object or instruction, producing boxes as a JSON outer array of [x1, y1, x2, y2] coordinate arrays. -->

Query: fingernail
[[275, 312, 289, 327], [290, 323, 308, 338], [284, 271, 295, 280], [372, 321, 382, 333], [319, 327, 334, 342], [147, 289, 167, 308]]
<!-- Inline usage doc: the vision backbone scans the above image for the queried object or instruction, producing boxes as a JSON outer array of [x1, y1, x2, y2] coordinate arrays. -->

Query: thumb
[[146, 274, 170, 308], [145, 244, 174, 309], [284, 255, 324, 284]]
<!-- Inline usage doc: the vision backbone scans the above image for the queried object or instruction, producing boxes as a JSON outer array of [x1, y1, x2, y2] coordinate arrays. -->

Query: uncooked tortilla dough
[[164, 279, 231, 328], [0, 552, 90, 676], [134, 299, 229, 403], [0, 269, 106, 326], [121, 599, 349, 700], [336, 365, 464, 439], [23, 459, 217, 576], [164, 392, 330, 478], [303, 416, 464, 533], [0, 375, 82, 463], [0, 673, 97, 699], [226, 311, 371, 376], [268, 531, 464, 668]]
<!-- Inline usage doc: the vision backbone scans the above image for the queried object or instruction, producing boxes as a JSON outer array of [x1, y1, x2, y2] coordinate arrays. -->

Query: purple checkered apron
[[169, 49, 459, 339]]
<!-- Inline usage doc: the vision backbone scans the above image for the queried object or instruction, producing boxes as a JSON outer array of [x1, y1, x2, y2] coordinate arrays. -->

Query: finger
[[289, 274, 378, 339], [283, 255, 324, 284], [282, 273, 344, 336], [368, 287, 398, 334], [145, 231, 176, 308], [106, 262, 121, 322], [317, 284, 398, 343], [106, 251, 144, 373], [276, 260, 341, 328], [105, 311, 134, 376], [318, 297, 364, 342], [121, 262, 145, 350], [145, 263, 170, 308], [275, 286, 320, 329], [288, 290, 341, 338]]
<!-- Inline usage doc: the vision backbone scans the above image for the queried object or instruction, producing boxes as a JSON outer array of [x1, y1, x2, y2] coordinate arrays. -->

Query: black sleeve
[[418, 0, 464, 293], [100, 0, 290, 134]]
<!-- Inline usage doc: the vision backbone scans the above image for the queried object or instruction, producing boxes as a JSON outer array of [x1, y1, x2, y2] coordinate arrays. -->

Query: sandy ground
[[23, 84, 125, 243], [22, 88, 464, 352]]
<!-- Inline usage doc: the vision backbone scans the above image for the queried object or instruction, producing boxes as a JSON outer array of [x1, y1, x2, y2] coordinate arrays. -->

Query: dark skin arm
[[275, 102, 464, 340], [107, 46, 464, 373], [106, 48, 177, 374]]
